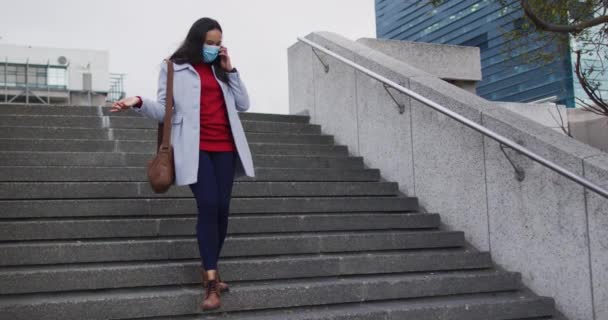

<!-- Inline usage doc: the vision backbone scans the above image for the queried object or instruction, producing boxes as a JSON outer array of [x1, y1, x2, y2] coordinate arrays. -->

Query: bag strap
[[158, 59, 174, 150]]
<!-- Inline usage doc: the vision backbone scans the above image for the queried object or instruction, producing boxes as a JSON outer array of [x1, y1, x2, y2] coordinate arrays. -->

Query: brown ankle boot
[[216, 271, 229, 292], [201, 267, 229, 292], [201, 275, 221, 310]]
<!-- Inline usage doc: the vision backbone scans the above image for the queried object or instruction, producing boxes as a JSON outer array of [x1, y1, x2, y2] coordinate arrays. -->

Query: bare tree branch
[[574, 49, 608, 116], [549, 103, 573, 136], [520, 0, 608, 34]]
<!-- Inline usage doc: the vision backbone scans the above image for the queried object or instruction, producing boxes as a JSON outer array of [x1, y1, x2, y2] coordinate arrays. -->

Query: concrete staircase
[[0, 104, 562, 319]]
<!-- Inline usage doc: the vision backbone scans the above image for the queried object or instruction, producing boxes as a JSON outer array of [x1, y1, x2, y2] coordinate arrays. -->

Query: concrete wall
[[488, 101, 608, 155], [288, 31, 608, 320], [491, 101, 608, 154], [357, 37, 481, 94], [356, 37, 482, 82], [568, 109, 608, 153], [491, 101, 570, 134]]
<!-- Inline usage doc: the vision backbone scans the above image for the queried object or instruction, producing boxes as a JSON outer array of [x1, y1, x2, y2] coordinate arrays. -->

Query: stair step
[[0, 196, 419, 219], [0, 106, 311, 123], [0, 111, 310, 128], [0, 133, 337, 144], [0, 181, 397, 198], [0, 121, 322, 139], [138, 291, 555, 320], [0, 270, 524, 320], [250, 143, 349, 156], [114, 132, 334, 147], [241, 120, 321, 134], [0, 212, 439, 241], [0, 156, 368, 181], [1, 181, 395, 199], [0, 248, 491, 294], [0, 137, 118, 152], [166, 110, 312, 123], [0, 126, 112, 139], [0, 170, 382, 199], [0, 114, 115, 128], [0, 145, 350, 167], [1, 154, 363, 170], [0, 230, 464, 266], [0, 134, 336, 152], [0, 105, 102, 116]]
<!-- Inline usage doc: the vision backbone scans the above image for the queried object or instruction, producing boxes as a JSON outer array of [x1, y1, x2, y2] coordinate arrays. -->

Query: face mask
[[202, 44, 220, 63]]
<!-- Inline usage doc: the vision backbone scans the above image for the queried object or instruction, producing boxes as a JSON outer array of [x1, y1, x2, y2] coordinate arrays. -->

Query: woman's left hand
[[219, 46, 233, 71]]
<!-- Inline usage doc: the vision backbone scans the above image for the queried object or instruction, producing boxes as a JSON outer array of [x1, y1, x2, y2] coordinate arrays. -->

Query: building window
[[28, 66, 47, 88], [16, 66, 25, 86], [0, 63, 67, 89], [47, 67, 67, 88], [0, 65, 16, 87]]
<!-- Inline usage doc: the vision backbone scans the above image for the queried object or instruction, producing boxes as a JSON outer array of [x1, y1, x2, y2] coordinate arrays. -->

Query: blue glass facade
[[375, 0, 576, 107]]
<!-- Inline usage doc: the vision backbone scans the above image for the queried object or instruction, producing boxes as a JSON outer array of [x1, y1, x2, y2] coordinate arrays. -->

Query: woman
[[111, 17, 255, 311]]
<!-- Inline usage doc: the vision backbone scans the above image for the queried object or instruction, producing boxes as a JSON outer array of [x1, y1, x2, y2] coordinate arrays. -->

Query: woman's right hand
[[111, 96, 141, 112]]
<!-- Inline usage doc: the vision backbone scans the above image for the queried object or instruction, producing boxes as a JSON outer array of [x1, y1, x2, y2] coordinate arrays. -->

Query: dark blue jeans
[[188, 149, 237, 270]]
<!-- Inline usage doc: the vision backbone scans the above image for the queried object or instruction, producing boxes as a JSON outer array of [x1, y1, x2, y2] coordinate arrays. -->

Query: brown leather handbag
[[146, 59, 176, 193]]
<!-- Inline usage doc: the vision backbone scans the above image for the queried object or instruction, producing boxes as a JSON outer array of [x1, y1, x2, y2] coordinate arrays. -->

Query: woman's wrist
[[133, 96, 143, 108]]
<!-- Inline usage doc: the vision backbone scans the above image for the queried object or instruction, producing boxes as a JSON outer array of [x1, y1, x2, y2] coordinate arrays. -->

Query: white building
[[0, 43, 123, 106]]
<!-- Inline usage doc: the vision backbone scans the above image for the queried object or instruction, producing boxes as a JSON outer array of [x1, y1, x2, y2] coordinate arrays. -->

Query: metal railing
[[297, 36, 608, 199], [107, 73, 126, 102]]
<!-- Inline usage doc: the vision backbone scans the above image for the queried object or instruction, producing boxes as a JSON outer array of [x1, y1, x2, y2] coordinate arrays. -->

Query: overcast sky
[[0, 0, 376, 114]]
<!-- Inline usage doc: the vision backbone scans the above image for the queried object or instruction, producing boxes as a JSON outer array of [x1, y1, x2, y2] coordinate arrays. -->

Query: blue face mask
[[202, 44, 220, 63]]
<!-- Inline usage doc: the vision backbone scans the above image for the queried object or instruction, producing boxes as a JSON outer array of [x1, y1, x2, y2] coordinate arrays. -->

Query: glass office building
[[375, 0, 607, 108]]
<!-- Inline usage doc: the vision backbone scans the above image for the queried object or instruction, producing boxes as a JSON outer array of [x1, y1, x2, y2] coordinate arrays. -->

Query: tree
[[428, 0, 607, 118]]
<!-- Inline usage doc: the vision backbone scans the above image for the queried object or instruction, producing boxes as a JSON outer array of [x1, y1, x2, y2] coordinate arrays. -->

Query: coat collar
[[172, 62, 217, 72], [172, 62, 194, 72], [173, 62, 226, 90]]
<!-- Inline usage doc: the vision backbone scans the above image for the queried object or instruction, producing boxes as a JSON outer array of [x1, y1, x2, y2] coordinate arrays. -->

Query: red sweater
[[194, 62, 236, 151], [134, 63, 237, 152]]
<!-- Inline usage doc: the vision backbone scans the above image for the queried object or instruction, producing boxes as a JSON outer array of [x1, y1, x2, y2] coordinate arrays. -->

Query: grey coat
[[133, 60, 255, 186]]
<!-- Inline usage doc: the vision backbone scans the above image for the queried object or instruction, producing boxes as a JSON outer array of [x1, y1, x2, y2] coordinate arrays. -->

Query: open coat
[[133, 60, 256, 186]]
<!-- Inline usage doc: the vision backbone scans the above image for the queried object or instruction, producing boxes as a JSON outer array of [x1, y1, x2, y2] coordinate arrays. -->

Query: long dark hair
[[170, 17, 230, 86]]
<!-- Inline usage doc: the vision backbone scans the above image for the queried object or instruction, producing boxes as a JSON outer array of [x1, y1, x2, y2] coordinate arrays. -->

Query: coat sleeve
[[226, 69, 250, 112], [132, 61, 168, 122]]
